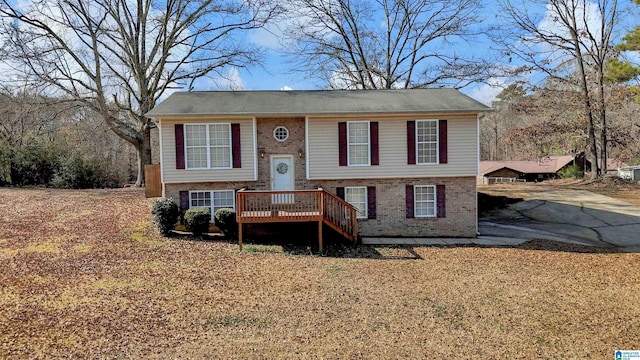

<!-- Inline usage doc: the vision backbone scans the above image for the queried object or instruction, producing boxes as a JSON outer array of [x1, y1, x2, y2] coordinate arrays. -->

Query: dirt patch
[[1, 187, 639, 358]]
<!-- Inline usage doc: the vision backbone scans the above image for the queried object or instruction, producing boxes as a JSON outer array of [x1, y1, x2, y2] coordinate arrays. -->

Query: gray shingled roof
[[146, 89, 490, 117]]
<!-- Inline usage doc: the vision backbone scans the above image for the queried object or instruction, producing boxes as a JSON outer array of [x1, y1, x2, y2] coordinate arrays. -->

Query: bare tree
[[495, 0, 620, 179], [0, 0, 280, 186], [284, 0, 493, 89]]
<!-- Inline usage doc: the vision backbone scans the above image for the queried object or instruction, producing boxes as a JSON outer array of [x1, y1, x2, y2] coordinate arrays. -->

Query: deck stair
[[236, 188, 358, 251]]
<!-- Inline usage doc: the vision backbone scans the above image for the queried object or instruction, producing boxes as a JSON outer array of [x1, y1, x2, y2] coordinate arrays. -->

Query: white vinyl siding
[[307, 115, 478, 180], [189, 190, 236, 221], [416, 120, 438, 164], [345, 186, 367, 219], [185, 123, 231, 169], [160, 118, 256, 183], [414, 185, 436, 218], [347, 121, 370, 166]]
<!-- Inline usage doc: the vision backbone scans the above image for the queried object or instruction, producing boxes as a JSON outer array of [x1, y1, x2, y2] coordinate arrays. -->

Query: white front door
[[271, 155, 294, 203]]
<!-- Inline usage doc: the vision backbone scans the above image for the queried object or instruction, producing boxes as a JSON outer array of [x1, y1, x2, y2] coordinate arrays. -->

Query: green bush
[[151, 198, 180, 236], [184, 208, 211, 237], [214, 208, 238, 238], [558, 164, 584, 179], [51, 155, 107, 189]]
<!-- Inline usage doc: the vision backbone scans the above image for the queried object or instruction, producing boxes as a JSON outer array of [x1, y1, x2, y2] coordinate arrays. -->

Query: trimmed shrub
[[184, 208, 211, 237], [151, 198, 180, 236], [214, 208, 238, 238], [558, 164, 584, 179]]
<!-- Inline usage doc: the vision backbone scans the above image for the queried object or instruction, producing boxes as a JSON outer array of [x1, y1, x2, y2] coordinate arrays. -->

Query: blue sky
[[206, 0, 638, 106]]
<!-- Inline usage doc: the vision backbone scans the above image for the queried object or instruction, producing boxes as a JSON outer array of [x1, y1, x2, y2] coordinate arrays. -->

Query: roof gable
[[480, 156, 579, 176], [146, 89, 490, 117]]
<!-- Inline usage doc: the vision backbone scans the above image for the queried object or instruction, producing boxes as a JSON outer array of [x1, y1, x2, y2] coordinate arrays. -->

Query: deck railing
[[236, 188, 358, 242]]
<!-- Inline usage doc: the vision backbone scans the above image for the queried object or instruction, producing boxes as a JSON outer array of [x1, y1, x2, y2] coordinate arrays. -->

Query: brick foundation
[[164, 176, 476, 238]]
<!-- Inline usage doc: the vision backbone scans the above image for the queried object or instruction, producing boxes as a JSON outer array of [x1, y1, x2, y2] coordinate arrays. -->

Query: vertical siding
[[307, 115, 478, 179], [160, 118, 256, 183]]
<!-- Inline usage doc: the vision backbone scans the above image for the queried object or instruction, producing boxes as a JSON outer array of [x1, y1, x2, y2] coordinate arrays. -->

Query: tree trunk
[[134, 126, 152, 187]]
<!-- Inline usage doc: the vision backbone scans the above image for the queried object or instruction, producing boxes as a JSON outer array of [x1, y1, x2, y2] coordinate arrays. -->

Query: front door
[[271, 155, 294, 203]]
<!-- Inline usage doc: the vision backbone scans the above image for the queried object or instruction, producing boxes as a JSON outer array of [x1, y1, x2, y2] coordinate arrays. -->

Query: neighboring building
[[146, 89, 489, 246], [607, 158, 628, 174], [479, 154, 585, 184], [618, 165, 640, 181]]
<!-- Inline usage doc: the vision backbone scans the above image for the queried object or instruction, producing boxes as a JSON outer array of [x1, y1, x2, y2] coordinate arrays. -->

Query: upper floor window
[[185, 123, 231, 169], [416, 120, 438, 164], [348, 121, 370, 166]]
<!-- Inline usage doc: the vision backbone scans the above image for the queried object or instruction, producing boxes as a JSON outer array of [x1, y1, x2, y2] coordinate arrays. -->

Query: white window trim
[[345, 186, 368, 219], [414, 185, 436, 218], [273, 126, 289, 142], [347, 121, 371, 167], [415, 119, 439, 165], [189, 190, 236, 222], [184, 123, 233, 170]]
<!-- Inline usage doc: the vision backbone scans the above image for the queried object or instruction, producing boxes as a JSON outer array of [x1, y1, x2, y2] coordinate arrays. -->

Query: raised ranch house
[[146, 90, 489, 249]]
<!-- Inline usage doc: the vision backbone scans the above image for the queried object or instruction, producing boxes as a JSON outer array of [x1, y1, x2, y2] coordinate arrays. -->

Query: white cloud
[[211, 67, 246, 90], [280, 85, 293, 91], [465, 79, 508, 106]]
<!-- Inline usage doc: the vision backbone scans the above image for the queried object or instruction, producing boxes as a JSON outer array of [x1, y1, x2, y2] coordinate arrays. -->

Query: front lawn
[[0, 188, 638, 358]]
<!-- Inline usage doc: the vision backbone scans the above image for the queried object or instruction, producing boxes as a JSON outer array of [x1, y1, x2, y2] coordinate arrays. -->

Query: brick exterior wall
[[164, 176, 476, 238], [164, 117, 477, 238]]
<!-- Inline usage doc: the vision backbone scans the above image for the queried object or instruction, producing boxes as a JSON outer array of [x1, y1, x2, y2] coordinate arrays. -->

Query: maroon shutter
[[175, 124, 185, 169], [437, 185, 446, 218], [407, 121, 416, 165], [439, 120, 448, 164], [367, 186, 376, 219], [338, 122, 347, 166], [179, 191, 189, 212], [405, 185, 414, 218], [336, 187, 345, 200], [370, 122, 379, 166], [231, 123, 241, 168]]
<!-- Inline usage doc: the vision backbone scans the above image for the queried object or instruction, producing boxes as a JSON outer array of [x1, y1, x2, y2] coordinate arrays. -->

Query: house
[[618, 165, 640, 181], [479, 154, 585, 184], [146, 89, 489, 249]]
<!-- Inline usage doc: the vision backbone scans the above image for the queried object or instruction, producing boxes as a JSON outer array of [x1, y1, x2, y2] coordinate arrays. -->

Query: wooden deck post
[[318, 221, 323, 253], [238, 223, 243, 252]]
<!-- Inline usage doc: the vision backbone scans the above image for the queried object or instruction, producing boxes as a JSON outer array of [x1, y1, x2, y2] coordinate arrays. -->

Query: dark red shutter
[[175, 124, 185, 169], [367, 186, 376, 219], [179, 191, 189, 212], [405, 185, 414, 218], [437, 185, 446, 218], [336, 187, 345, 200], [338, 122, 347, 166], [370, 122, 379, 166], [407, 121, 416, 165], [231, 123, 241, 168], [439, 120, 448, 164]]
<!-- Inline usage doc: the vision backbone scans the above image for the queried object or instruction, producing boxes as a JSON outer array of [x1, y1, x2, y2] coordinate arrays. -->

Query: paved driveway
[[480, 189, 640, 251]]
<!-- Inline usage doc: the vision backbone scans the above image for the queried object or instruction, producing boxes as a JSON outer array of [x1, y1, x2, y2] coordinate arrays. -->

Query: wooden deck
[[236, 189, 358, 251]]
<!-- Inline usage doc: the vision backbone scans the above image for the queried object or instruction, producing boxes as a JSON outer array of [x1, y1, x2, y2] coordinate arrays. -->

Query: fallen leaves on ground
[[0, 187, 639, 358]]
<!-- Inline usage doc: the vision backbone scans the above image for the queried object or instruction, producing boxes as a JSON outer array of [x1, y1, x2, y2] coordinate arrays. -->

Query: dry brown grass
[[479, 177, 640, 206], [1, 187, 639, 358]]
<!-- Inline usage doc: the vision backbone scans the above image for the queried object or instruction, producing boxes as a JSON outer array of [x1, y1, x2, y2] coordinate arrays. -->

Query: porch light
[[259, 148, 266, 159], [297, 149, 304, 158]]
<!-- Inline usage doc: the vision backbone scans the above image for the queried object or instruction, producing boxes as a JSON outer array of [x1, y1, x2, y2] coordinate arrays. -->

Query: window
[[185, 123, 231, 169], [347, 121, 370, 166], [416, 120, 438, 164], [273, 126, 289, 142], [414, 185, 436, 217], [345, 186, 367, 219], [189, 190, 235, 221]]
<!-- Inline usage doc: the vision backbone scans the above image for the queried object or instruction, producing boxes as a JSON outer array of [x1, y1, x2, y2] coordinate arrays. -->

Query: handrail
[[236, 188, 358, 242]]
